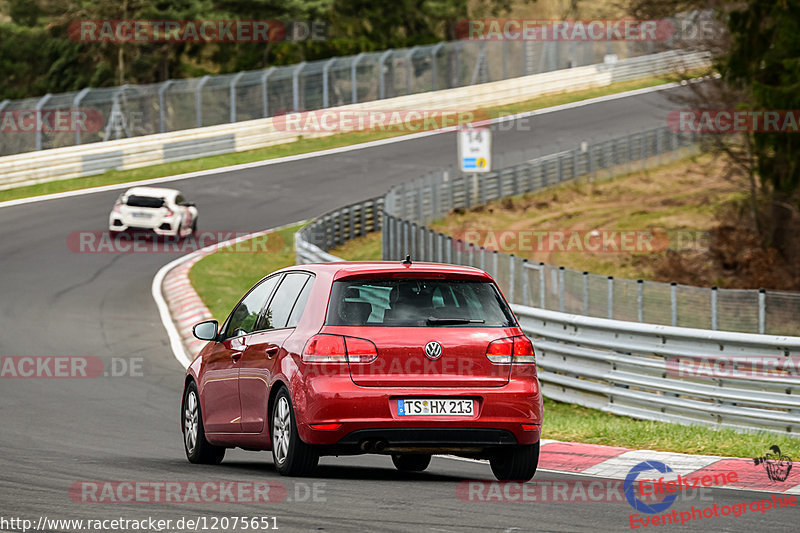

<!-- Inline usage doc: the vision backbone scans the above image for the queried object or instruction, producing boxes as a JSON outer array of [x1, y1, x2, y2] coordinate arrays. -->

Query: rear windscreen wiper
[[426, 317, 485, 325]]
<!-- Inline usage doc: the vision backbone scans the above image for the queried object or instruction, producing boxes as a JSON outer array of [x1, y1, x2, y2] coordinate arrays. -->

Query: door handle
[[231, 352, 243, 361], [265, 347, 279, 359]]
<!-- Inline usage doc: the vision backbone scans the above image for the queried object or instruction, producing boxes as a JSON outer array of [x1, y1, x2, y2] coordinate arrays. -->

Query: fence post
[[437, 232, 444, 263], [195, 75, 210, 128], [637, 279, 644, 323], [670, 282, 677, 326], [711, 286, 718, 330], [539, 263, 546, 309], [522, 259, 529, 306], [758, 289, 766, 334], [405, 46, 419, 95], [509, 255, 516, 302], [378, 50, 393, 100], [492, 250, 498, 278], [351, 52, 365, 104], [607, 276, 614, 319], [229, 71, 245, 123], [292, 62, 307, 112], [382, 213, 389, 260], [558, 266, 565, 313], [583, 271, 589, 315], [431, 43, 444, 91], [322, 57, 336, 108], [260, 67, 276, 117], [34, 94, 53, 151], [72, 88, 90, 145]]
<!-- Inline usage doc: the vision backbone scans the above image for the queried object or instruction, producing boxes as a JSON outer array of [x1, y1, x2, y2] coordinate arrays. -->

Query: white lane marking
[[0, 80, 692, 210], [152, 221, 306, 370], [582, 449, 722, 479]]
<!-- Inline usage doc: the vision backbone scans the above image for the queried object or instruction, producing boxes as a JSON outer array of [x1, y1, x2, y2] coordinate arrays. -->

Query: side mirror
[[193, 320, 219, 341]]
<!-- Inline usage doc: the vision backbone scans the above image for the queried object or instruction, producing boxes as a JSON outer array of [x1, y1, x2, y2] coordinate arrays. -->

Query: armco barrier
[[0, 50, 709, 191], [295, 129, 800, 435]]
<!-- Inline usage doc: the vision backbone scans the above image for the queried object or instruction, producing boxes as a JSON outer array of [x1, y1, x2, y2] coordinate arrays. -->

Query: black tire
[[271, 387, 319, 476], [191, 218, 198, 234], [391, 454, 431, 472], [182, 382, 225, 464], [489, 442, 539, 481]]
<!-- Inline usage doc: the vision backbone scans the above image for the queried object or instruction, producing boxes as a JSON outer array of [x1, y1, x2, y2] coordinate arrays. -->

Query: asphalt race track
[[1, 85, 796, 532]]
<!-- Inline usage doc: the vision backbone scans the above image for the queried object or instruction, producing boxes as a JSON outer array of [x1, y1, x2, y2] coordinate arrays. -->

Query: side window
[[225, 275, 281, 338], [261, 273, 310, 330], [286, 276, 314, 328]]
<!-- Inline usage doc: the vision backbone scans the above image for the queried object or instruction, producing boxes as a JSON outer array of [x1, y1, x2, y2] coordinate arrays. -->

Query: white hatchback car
[[109, 187, 198, 238]]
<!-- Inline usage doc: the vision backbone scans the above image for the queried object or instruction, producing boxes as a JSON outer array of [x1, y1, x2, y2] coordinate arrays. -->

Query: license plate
[[131, 213, 152, 219], [397, 399, 474, 416]]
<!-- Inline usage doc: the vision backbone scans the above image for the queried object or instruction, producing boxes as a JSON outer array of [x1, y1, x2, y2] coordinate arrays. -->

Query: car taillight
[[163, 207, 174, 217], [302, 334, 377, 363], [112, 204, 122, 213], [486, 336, 535, 364], [344, 336, 378, 363]]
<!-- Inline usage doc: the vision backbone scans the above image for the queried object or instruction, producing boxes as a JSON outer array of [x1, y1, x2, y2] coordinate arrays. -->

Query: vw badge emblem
[[424, 341, 443, 360]]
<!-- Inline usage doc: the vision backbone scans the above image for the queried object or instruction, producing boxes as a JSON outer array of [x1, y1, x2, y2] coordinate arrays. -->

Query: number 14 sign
[[458, 126, 492, 173]]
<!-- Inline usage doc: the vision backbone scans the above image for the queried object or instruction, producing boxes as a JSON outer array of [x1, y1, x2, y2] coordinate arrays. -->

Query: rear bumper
[[292, 374, 542, 449], [109, 217, 178, 235]]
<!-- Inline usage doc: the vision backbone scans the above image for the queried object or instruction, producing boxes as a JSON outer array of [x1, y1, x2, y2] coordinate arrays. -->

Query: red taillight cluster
[[112, 203, 122, 213], [302, 334, 377, 363], [163, 207, 174, 218], [486, 336, 536, 364]]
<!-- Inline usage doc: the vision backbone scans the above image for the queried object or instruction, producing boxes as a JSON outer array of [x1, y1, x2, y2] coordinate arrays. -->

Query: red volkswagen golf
[[182, 261, 543, 480]]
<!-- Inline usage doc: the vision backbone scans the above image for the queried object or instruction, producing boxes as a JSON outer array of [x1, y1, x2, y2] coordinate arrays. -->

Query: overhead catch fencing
[[1, 29, 691, 157], [295, 127, 800, 434]]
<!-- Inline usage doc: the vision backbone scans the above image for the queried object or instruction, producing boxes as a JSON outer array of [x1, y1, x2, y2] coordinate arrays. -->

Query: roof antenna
[[402, 254, 412, 265]]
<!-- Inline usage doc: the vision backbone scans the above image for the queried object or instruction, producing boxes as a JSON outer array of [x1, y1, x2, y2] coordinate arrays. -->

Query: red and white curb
[[452, 439, 800, 494], [151, 224, 798, 495], [151, 222, 305, 368]]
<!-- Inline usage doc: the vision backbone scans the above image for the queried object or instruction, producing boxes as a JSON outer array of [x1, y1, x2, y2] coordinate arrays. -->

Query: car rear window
[[126, 195, 165, 208], [325, 278, 517, 327]]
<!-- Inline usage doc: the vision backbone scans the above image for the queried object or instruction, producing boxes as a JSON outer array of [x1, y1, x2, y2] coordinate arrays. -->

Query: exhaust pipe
[[360, 440, 375, 452], [374, 440, 387, 452]]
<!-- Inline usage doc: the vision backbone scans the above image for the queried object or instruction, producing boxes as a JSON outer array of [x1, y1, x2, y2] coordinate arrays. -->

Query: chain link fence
[[372, 127, 800, 335], [0, 37, 674, 157]]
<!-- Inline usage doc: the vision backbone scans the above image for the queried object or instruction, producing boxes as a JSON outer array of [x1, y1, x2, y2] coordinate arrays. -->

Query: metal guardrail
[[295, 126, 800, 435], [514, 304, 800, 435], [0, 50, 710, 191], [1, 39, 667, 157]]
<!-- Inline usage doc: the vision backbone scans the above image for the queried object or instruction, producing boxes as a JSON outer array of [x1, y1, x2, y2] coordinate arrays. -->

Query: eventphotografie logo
[[753, 445, 793, 482]]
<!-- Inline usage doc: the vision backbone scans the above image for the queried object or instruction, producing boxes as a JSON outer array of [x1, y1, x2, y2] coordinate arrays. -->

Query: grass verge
[[189, 225, 797, 458], [1, 73, 684, 204], [188, 224, 302, 322]]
